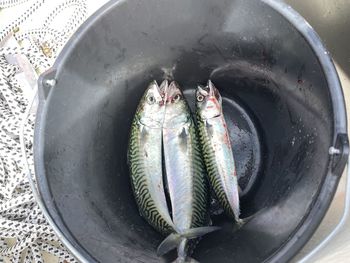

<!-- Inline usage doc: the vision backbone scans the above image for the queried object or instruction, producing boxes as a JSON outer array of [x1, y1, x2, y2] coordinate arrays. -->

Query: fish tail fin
[[157, 226, 220, 257], [235, 218, 245, 227], [181, 226, 220, 239], [157, 233, 181, 257], [175, 238, 189, 263], [233, 212, 251, 228], [172, 257, 199, 263], [173, 239, 199, 262]]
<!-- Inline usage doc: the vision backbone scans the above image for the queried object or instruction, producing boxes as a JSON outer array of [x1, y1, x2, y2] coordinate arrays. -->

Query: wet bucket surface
[[34, 0, 348, 262]]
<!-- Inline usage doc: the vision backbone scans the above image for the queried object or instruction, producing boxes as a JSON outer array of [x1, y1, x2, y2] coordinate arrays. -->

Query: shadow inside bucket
[[35, 0, 344, 262]]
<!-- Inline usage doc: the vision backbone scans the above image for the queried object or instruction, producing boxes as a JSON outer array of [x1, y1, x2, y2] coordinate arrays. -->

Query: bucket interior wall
[[37, 0, 337, 262]]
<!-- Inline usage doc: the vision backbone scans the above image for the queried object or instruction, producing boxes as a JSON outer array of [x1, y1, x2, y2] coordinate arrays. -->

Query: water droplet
[[291, 137, 296, 146]]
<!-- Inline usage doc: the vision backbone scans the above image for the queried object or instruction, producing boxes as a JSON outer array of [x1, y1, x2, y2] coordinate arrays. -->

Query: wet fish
[[128, 80, 175, 235], [158, 81, 219, 262], [195, 80, 241, 223]]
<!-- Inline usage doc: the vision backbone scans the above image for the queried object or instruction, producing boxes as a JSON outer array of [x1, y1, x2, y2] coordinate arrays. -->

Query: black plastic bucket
[[34, 0, 349, 262]]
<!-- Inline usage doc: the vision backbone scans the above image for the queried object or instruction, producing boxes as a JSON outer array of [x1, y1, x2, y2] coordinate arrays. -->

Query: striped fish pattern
[[128, 80, 219, 261], [163, 84, 209, 232], [128, 80, 175, 235], [161, 81, 213, 261], [195, 80, 241, 223]]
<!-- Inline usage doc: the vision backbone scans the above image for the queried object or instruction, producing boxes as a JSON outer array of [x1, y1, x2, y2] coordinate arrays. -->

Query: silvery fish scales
[[195, 80, 241, 223], [128, 80, 175, 235]]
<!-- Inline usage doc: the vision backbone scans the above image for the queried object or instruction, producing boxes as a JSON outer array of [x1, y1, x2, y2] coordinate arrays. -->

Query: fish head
[[196, 80, 222, 120], [137, 80, 167, 128], [163, 81, 190, 128]]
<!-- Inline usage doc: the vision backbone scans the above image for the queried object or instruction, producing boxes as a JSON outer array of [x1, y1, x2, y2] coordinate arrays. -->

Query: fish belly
[[163, 120, 208, 232], [199, 116, 240, 220]]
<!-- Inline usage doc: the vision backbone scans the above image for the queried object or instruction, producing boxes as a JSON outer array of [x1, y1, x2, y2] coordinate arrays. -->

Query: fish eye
[[174, 94, 182, 102], [147, 95, 156, 104], [197, 94, 204, 102]]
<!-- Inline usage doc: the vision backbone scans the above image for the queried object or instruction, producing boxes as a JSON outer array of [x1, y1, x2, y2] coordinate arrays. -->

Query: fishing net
[[0, 0, 91, 261]]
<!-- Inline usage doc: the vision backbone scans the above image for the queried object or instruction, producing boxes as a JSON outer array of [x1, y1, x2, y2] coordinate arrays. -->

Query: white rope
[[0, 0, 46, 43], [0, 0, 88, 261], [0, 0, 28, 8]]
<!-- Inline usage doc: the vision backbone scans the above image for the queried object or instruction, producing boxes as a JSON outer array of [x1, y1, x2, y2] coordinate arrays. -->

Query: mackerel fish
[[195, 80, 241, 223], [158, 81, 219, 262], [127, 80, 175, 235]]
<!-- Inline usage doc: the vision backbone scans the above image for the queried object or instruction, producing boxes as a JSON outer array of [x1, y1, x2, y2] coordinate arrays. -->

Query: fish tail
[[172, 239, 199, 263], [157, 233, 181, 257], [235, 218, 244, 227], [172, 256, 199, 263], [175, 238, 188, 263], [157, 226, 220, 257]]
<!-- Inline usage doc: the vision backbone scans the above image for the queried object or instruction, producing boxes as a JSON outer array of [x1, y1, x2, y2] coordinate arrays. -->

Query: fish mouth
[[196, 80, 218, 100], [164, 81, 183, 100], [208, 79, 216, 96], [158, 79, 169, 99]]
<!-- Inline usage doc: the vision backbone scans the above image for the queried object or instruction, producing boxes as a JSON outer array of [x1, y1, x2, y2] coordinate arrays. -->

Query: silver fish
[[195, 80, 241, 223], [128, 80, 176, 235], [158, 81, 219, 262]]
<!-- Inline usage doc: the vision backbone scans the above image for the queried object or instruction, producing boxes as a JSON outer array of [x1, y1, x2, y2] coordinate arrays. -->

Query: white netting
[[0, 0, 88, 261]]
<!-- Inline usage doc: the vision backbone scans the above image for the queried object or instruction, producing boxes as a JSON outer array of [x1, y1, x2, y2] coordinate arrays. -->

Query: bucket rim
[[33, 0, 348, 262]]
